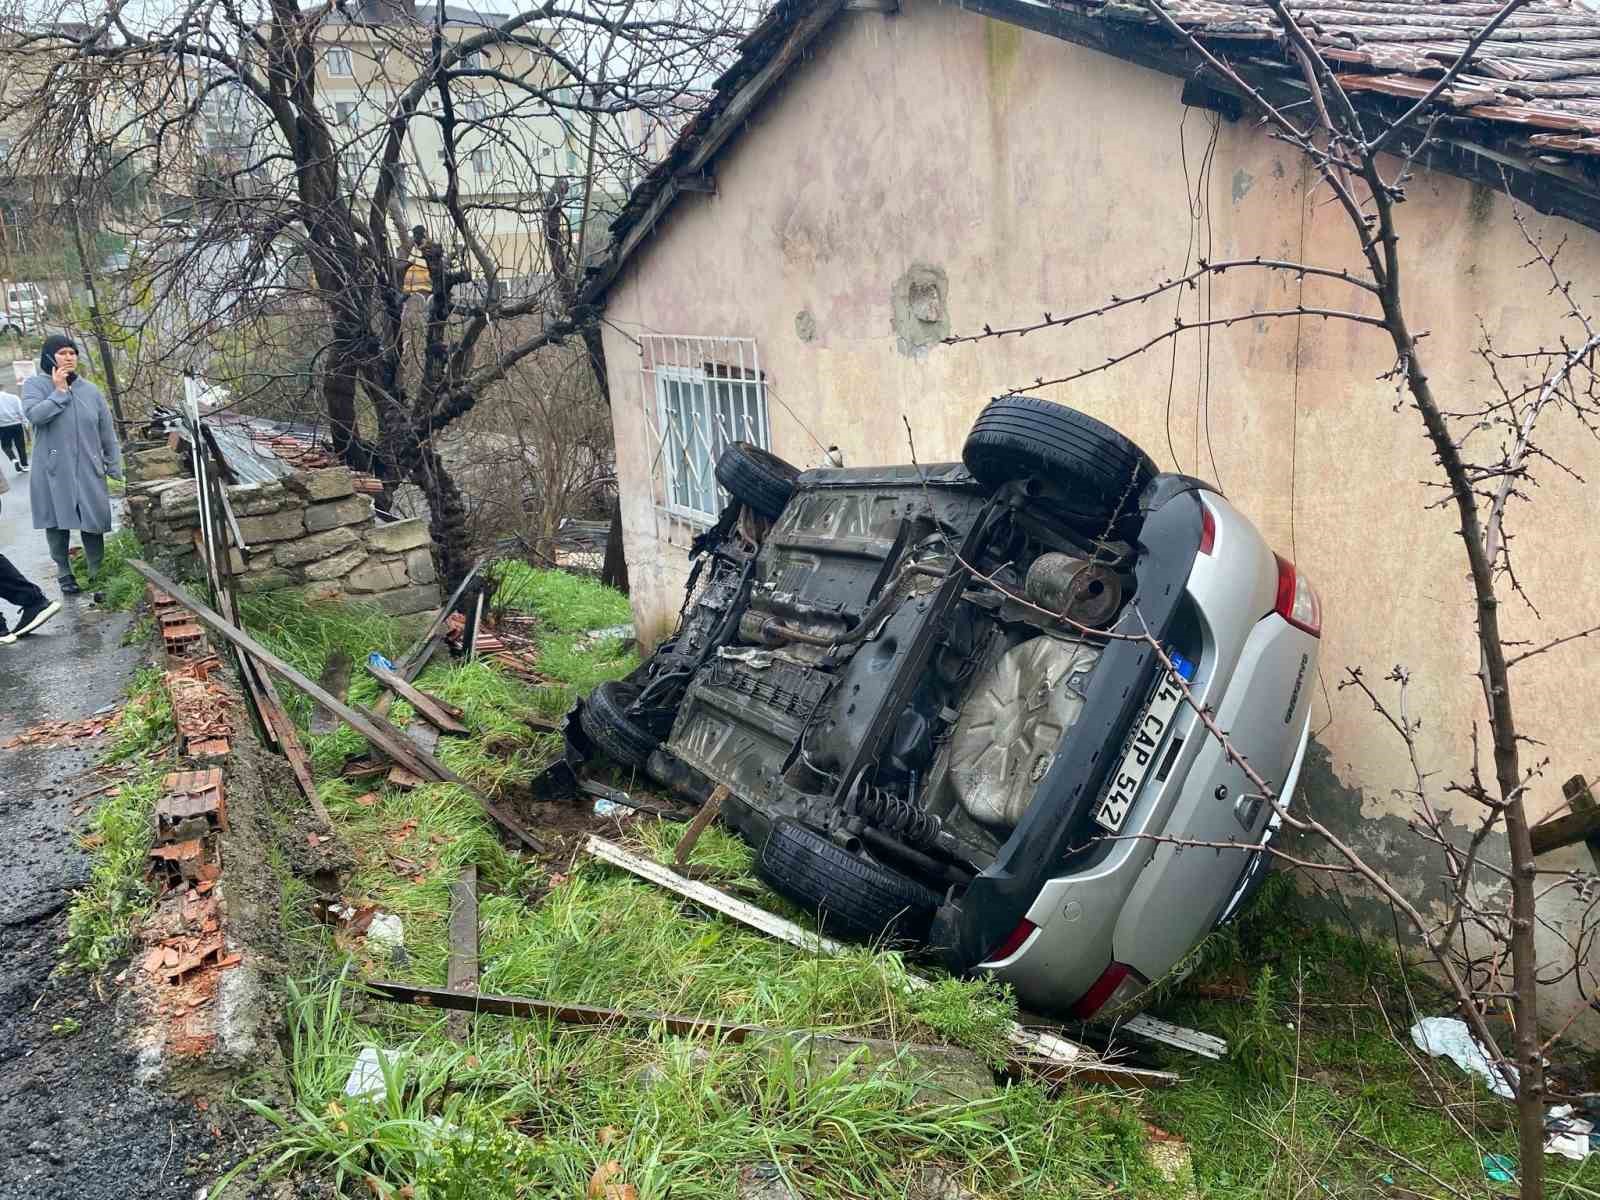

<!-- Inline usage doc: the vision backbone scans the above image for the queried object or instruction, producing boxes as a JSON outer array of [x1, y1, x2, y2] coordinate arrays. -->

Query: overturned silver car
[[568, 396, 1321, 1019]]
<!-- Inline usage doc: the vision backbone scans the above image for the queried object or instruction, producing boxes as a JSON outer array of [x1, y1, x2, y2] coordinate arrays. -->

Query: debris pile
[[162, 657, 238, 758], [0, 707, 121, 749], [139, 766, 239, 1056], [445, 610, 549, 685]]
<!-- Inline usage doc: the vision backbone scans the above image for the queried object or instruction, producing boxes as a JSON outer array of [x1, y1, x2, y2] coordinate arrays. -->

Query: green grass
[[219, 969, 1170, 1200], [63, 667, 176, 971], [491, 560, 633, 632], [73, 528, 146, 610], [1139, 873, 1600, 1198]]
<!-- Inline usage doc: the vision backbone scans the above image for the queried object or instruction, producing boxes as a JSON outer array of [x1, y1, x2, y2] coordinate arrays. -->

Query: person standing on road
[[0, 471, 59, 642], [0, 384, 26, 472], [21, 335, 121, 596]]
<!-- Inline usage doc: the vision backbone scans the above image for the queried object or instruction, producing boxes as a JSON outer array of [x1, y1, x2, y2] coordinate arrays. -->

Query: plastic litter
[[367, 652, 396, 672], [1545, 1105, 1594, 1161], [594, 798, 625, 818], [1410, 1017, 1517, 1099], [366, 912, 405, 951], [1482, 1153, 1516, 1183], [344, 1046, 398, 1099]]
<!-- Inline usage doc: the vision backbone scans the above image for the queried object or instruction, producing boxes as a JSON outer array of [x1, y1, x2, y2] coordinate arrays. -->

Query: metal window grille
[[637, 335, 770, 529]]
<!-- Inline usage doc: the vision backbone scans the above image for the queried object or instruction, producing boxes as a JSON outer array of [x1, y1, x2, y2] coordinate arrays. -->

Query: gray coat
[[21, 374, 122, 533]]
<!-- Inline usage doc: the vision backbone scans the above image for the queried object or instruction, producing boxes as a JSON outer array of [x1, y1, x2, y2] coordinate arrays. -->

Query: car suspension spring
[[855, 781, 941, 850]]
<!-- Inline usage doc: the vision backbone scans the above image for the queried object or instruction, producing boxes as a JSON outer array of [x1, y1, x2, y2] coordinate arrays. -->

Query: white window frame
[[334, 100, 360, 127], [471, 145, 493, 173], [642, 338, 771, 526], [326, 47, 353, 77]]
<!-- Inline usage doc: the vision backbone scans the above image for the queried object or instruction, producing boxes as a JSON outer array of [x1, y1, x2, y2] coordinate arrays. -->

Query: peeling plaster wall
[[598, 0, 1600, 1036]]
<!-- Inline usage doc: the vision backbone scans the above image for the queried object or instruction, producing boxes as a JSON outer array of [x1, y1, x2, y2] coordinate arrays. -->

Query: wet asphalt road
[[0, 468, 231, 1199]]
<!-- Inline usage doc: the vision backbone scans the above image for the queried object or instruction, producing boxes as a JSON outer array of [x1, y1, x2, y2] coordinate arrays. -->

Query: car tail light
[[979, 918, 1037, 966], [1198, 502, 1216, 555], [1070, 961, 1148, 1020], [1273, 554, 1321, 638]]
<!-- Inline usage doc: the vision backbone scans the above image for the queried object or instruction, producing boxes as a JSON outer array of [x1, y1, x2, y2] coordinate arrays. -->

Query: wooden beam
[[1531, 775, 1600, 861], [674, 784, 728, 870], [374, 557, 484, 719], [446, 864, 479, 1042], [369, 979, 794, 1043], [311, 650, 353, 736], [126, 561, 546, 854], [368, 662, 469, 735]]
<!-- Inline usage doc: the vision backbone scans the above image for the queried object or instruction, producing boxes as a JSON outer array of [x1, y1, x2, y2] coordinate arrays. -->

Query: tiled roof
[[583, 0, 1600, 302], [1088, 0, 1600, 141]]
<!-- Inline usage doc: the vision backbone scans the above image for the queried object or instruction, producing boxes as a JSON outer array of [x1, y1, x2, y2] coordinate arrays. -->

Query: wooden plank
[[1530, 775, 1600, 856], [368, 662, 469, 735], [126, 561, 546, 854], [582, 836, 1095, 1072], [255, 669, 333, 827], [445, 864, 479, 1042], [368, 979, 791, 1043], [374, 557, 485, 719], [311, 649, 353, 735], [674, 784, 728, 870]]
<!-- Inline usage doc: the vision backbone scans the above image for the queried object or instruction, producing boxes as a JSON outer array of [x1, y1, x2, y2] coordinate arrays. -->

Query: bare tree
[[947, 1, 1600, 1192], [0, 0, 754, 584]]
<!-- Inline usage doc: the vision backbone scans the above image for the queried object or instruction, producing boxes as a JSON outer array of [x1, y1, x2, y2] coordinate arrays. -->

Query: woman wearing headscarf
[[21, 335, 122, 595]]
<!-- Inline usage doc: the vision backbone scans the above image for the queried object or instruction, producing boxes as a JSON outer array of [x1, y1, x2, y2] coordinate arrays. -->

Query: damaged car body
[[565, 396, 1322, 1020]]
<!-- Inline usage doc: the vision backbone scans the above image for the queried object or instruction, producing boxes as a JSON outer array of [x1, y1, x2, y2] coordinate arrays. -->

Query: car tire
[[756, 818, 941, 944], [715, 442, 799, 521], [579, 680, 658, 768], [962, 395, 1157, 531]]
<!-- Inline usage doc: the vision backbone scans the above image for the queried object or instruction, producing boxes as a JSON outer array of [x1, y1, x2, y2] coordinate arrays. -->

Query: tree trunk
[[600, 495, 629, 595], [415, 442, 472, 592]]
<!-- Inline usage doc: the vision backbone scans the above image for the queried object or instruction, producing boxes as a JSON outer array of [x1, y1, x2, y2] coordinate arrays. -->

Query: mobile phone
[[66, 371, 77, 385]]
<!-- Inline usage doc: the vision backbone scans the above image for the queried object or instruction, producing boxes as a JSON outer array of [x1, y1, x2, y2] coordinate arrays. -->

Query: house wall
[[598, 0, 1600, 1035]]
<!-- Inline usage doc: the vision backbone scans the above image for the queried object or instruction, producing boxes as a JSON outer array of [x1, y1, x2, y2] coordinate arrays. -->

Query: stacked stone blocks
[[126, 448, 441, 616]]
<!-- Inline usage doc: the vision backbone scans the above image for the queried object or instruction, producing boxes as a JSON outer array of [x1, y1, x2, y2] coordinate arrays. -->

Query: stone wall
[[125, 447, 441, 617]]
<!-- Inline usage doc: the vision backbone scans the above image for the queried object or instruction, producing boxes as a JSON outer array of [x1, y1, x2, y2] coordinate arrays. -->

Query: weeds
[[74, 528, 146, 610], [62, 757, 167, 970], [491, 561, 632, 632], [220, 971, 1170, 1200]]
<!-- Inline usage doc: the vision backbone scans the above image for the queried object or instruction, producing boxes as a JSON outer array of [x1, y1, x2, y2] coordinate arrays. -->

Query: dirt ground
[[0, 484, 257, 1198]]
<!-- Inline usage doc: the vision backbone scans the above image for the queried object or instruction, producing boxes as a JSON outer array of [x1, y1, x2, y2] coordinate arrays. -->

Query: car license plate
[[1094, 653, 1195, 834]]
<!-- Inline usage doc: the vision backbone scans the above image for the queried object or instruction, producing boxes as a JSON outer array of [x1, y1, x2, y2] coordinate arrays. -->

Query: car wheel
[[578, 680, 659, 768], [756, 818, 941, 944], [962, 395, 1157, 532], [714, 441, 799, 521]]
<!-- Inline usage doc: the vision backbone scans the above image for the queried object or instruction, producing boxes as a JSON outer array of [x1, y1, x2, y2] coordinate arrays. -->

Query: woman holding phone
[[21, 335, 122, 595]]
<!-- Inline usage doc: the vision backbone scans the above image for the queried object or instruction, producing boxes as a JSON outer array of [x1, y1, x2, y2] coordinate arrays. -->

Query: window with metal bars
[[654, 359, 770, 522]]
